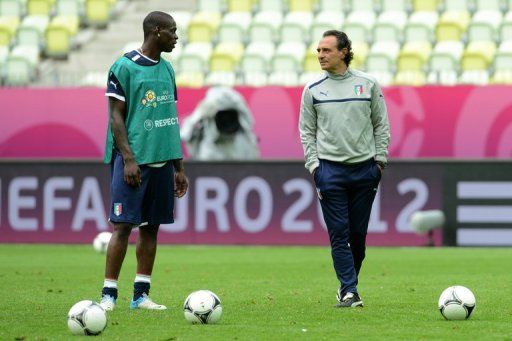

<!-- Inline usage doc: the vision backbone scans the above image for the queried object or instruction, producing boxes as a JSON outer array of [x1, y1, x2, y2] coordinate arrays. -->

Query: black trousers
[[315, 158, 381, 295]]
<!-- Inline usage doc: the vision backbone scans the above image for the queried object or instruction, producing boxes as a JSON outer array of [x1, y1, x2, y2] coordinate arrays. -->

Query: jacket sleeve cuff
[[375, 155, 388, 167], [307, 161, 319, 174]]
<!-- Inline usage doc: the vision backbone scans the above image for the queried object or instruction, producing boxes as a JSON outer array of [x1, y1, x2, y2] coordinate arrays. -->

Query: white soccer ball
[[67, 300, 107, 335], [438, 285, 476, 320], [183, 290, 222, 324], [93, 232, 112, 253]]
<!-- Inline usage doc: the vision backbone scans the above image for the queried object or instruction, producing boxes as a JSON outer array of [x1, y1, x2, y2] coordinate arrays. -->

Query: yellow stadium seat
[[412, 0, 439, 12], [188, 11, 221, 43], [461, 42, 496, 71], [436, 11, 470, 42], [51, 15, 79, 36], [176, 72, 205, 88], [397, 42, 431, 71], [226, 0, 253, 12], [0, 16, 20, 46], [288, 0, 315, 12], [394, 71, 427, 85], [27, 0, 52, 16], [45, 23, 70, 57], [210, 42, 244, 71], [85, 0, 110, 27]]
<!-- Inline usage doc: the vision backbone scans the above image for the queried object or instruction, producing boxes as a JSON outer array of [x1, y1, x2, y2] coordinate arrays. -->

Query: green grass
[[0, 245, 511, 340]]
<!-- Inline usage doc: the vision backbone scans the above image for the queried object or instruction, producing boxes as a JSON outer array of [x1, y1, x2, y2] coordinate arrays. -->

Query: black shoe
[[335, 292, 363, 308]]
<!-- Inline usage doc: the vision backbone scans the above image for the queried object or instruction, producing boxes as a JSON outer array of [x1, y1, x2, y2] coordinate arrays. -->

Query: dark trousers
[[314, 158, 381, 296]]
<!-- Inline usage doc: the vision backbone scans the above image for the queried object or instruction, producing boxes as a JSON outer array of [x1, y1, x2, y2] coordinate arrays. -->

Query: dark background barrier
[[0, 160, 510, 246]]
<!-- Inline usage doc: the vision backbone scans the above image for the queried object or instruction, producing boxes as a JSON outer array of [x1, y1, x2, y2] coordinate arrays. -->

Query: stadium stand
[[2, 0, 512, 87]]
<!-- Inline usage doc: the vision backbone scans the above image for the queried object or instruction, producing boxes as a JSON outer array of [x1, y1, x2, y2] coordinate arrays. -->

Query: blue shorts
[[109, 149, 174, 226]]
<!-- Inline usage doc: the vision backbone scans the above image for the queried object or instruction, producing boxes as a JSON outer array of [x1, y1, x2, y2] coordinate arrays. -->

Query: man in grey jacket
[[299, 30, 390, 308]]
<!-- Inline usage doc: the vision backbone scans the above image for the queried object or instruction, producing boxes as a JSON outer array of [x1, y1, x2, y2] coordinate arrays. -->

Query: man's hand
[[174, 171, 189, 198], [124, 158, 141, 187], [376, 163, 383, 175]]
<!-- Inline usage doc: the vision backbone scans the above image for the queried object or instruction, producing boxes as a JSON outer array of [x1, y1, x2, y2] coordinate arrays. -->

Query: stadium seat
[[240, 41, 275, 72], [397, 42, 431, 71], [303, 42, 320, 72], [0, 0, 24, 17], [436, 11, 470, 42], [366, 41, 400, 73], [473, 0, 502, 11], [499, 11, 512, 42], [350, 41, 369, 70], [0, 16, 20, 46], [226, 0, 253, 12], [349, 0, 374, 12], [210, 42, 244, 71], [287, 0, 315, 12], [51, 15, 79, 37], [218, 12, 251, 43], [176, 42, 212, 73], [17, 15, 49, 49], [188, 12, 221, 43], [373, 11, 406, 42], [172, 11, 192, 43], [428, 41, 464, 85], [381, 0, 410, 12], [411, 0, 439, 12], [45, 22, 70, 57], [4, 57, 32, 85], [271, 41, 305, 72], [175, 71, 205, 88], [394, 70, 427, 85], [249, 11, 282, 43], [241, 71, 268, 86], [205, 71, 237, 86], [197, 0, 224, 12], [311, 11, 344, 42], [461, 41, 496, 71], [494, 41, 512, 71], [280, 12, 313, 43], [467, 10, 502, 43], [268, 70, 300, 86], [318, 0, 344, 12], [27, 0, 52, 16], [85, 0, 110, 28], [56, 0, 81, 16], [459, 70, 489, 84], [492, 70, 512, 84], [344, 10, 376, 43], [404, 11, 438, 43], [443, 0, 472, 12], [299, 71, 322, 84], [259, 0, 286, 12]]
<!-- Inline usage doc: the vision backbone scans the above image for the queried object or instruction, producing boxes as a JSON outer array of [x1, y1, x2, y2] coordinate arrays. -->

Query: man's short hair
[[143, 11, 173, 38], [323, 30, 354, 67]]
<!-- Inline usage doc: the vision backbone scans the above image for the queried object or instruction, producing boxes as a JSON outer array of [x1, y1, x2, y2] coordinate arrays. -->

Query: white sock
[[134, 274, 151, 283], [103, 279, 118, 288]]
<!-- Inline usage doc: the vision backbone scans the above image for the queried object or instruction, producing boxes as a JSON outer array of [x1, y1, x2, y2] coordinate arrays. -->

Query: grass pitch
[[0, 245, 511, 340]]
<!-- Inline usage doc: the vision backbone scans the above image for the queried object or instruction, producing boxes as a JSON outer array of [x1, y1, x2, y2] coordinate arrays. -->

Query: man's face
[[317, 35, 345, 72], [158, 19, 178, 53]]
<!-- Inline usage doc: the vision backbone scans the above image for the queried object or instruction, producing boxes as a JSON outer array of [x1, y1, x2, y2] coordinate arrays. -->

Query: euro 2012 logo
[[141, 90, 157, 108]]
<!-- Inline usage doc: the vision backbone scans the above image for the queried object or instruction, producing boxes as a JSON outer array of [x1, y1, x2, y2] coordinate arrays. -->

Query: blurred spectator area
[[2, 0, 512, 87]]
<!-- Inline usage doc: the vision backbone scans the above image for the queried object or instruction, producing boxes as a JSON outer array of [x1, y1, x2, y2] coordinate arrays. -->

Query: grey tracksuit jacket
[[299, 68, 391, 174]]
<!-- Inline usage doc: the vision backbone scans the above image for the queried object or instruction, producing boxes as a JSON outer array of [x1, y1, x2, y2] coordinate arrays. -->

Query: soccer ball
[[67, 300, 107, 335], [93, 232, 112, 253], [438, 285, 476, 320], [183, 290, 222, 324]]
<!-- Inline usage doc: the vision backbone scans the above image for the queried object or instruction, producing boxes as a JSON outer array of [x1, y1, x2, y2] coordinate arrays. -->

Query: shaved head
[[143, 11, 174, 39]]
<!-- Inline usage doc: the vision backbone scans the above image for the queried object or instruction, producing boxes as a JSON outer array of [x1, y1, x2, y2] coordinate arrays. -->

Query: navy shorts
[[109, 149, 174, 226]]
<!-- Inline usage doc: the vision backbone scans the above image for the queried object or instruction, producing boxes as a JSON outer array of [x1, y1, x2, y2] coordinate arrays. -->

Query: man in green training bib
[[100, 11, 188, 311]]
